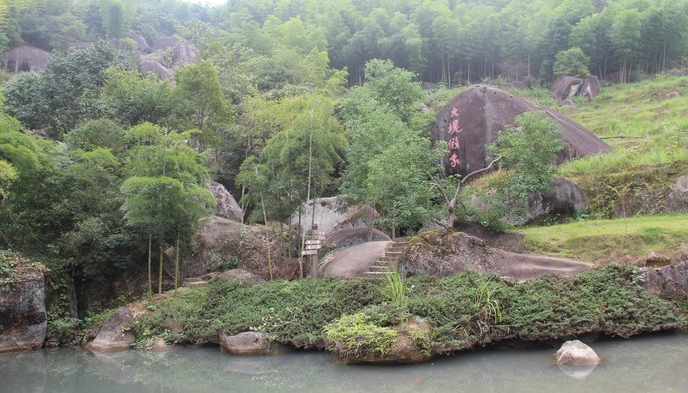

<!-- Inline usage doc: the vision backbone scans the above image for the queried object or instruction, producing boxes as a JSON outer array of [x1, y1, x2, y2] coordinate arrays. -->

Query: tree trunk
[[147, 235, 152, 298], [158, 245, 163, 295]]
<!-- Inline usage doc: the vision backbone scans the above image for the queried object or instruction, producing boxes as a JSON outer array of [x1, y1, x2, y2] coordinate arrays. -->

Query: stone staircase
[[364, 238, 410, 277]]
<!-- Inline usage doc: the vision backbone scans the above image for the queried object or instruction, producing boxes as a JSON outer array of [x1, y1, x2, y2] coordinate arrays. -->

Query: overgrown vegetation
[[520, 214, 688, 263], [126, 265, 685, 357]]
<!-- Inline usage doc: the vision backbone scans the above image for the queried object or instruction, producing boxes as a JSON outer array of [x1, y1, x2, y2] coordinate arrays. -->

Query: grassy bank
[[520, 214, 688, 263], [124, 264, 685, 359]]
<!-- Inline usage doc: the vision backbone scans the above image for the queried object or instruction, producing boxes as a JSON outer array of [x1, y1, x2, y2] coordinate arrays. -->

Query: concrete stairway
[[364, 238, 410, 277]]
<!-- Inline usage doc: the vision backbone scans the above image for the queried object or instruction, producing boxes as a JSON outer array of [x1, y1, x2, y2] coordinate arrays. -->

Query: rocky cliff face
[[0, 259, 47, 353]]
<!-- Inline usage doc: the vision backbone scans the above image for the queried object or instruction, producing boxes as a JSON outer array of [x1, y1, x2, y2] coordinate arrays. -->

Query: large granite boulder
[[320, 241, 392, 278], [401, 230, 591, 281], [324, 227, 391, 249], [551, 76, 584, 101], [555, 340, 600, 379], [85, 307, 136, 352], [140, 60, 174, 81], [2, 45, 51, 72], [209, 181, 243, 222], [434, 85, 611, 177], [580, 75, 601, 100], [292, 197, 380, 235], [219, 331, 290, 356], [0, 257, 47, 353], [551, 75, 601, 101], [185, 216, 292, 279], [129, 33, 151, 53]]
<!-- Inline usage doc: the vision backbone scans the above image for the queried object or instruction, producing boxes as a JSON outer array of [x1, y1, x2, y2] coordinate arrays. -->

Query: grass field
[[519, 214, 688, 263]]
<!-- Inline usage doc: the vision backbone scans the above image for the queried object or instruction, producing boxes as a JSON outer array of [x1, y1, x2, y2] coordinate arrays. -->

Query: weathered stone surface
[[645, 252, 672, 268], [555, 340, 601, 367], [292, 197, 380, 235], [186, 216, 293, 279], [324, 227, 391, 249], [130, 33, 150, 53], [640, 267, 664, 297], [152, 36, 178, 51], [434, 85, 611, 177], [209, 181, 243, 222], [580, 75, 601, 101], [0, 265, 47, 354], [219, 331, 290, 356], [527, 177, 590, 223], [215, 269, 265, 284], [666, 174, 688, 213], [320, 241, 392, 278], [140, 60, 174, 81], [85, 307, 135, 352], [334, 316, 433, 365], [401, 231, 591, 281], [551, 76, 584, 101], [660, 262, 688, 300], [640, 261, 688, 300], [172, 42, 198, 65], [2, 45, 51, 72]]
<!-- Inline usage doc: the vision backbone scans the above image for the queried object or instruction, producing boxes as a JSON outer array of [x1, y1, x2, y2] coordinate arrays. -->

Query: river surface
[[1, 333, 687, 393]]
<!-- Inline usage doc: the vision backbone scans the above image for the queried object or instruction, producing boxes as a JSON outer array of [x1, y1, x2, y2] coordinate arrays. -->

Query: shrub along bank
[[125, 264, 686, 360]]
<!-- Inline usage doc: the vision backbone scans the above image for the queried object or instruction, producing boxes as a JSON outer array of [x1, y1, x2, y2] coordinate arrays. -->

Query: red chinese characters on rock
[[447, 107, 462, 168]]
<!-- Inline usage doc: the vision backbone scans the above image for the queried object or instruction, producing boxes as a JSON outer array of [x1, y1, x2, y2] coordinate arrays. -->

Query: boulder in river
[[85, 307, 136, 352], [219, 331, 290, 356], [555, 340, 600, 379]]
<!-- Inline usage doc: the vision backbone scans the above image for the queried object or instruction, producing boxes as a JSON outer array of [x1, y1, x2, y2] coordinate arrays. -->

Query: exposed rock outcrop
[[666, 174, 688, 213], [640, 261, 688, 301], [555, 340, 600, 379], [551, 75, 601, 101], [434, 85, 611, 177], [2, 45, 51, 72], [292, 197, 380, 235], [0, 261, 47, 353], [219, 331, 290, 356], [85, 307, 136, 352], [129, 33, 151, 53], [324, 227, 391, 249], [401, 231, 591, 281], [320, 241, 392, 278], [209, 181, 243, 222], [186, 216, 292, 279], [140, 60, 174, 81]]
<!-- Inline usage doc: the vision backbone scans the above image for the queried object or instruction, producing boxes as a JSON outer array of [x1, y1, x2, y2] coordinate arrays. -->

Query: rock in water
[[555, 340, 600, 379], [219, 332, 289, 356], [0, 262, 47, 353], [86, 307, 136, 352], [433, 85, 611, 177]]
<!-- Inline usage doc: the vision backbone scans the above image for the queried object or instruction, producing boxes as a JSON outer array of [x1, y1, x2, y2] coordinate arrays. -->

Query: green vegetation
[[521, 215, 688, 262], [558, 75, 688, 217], [125, 264, 685, 357]]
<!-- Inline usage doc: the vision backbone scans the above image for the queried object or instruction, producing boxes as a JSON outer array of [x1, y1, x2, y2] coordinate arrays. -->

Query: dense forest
[[1, 0, 688, 319]]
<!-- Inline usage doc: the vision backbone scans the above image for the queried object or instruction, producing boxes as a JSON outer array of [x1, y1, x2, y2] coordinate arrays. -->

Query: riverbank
[[94, 264, 686, 364]]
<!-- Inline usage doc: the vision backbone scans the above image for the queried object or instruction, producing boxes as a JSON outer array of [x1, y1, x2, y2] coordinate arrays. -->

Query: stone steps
[[363, 238, 411, 277]]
